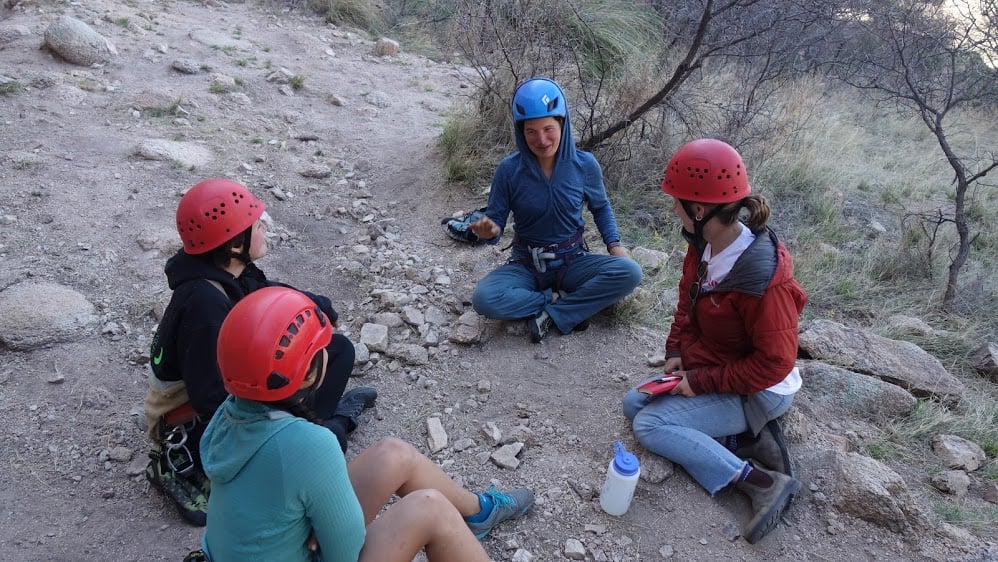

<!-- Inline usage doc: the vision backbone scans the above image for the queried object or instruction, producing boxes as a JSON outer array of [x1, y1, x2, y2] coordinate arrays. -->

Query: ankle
[[464, 493, 494, 523], [739, 464, 774, 488]]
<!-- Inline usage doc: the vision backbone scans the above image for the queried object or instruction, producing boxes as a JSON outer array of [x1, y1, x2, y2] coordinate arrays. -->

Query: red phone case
[[637, 375, 682, 396]]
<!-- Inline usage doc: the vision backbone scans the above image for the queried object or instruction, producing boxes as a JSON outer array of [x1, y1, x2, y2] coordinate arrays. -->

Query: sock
[[724, 434, 738, 452], [739, 464, 774, 487], [464, 493, 495, 523]]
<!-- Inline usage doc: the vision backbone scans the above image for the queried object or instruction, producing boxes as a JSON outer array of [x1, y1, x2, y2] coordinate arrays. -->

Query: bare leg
[[358, 489, 489, 562], [347, 437, 481, 523]]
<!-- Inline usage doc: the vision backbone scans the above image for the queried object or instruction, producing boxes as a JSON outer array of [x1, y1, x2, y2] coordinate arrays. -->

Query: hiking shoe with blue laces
[[465, 484, 534, 539]]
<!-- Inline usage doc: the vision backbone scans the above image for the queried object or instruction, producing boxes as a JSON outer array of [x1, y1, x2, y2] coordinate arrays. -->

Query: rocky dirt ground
[[1, 1, 996, 561]]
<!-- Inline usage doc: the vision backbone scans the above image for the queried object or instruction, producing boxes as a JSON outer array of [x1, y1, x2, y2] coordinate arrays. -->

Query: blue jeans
[[623, 376, 794, 495], [472, 253, 642, 332]]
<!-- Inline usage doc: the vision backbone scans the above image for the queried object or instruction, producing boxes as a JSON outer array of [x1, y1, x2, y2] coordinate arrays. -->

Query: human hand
[[663, 357, 683, 373], [468, 216, 499, 240], [669, 371, 696, 397], [608, 245, 630, 258]]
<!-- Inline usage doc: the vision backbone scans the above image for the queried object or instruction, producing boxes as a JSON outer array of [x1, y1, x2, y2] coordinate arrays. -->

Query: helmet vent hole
[[266, 372, 289, 390], [280, 335, 291, 347]]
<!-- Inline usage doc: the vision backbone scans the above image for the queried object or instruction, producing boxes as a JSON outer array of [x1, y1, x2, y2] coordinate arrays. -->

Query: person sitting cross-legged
[[195, 286, 534, 561]]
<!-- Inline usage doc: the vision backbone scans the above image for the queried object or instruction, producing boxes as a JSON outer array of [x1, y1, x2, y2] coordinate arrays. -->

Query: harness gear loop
[[530, 247, 557, 273], [512, 227, 589, 292], [164, 423, 196, 476]]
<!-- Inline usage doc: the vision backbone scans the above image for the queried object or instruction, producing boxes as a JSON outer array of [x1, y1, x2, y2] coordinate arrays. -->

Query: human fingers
[[469, 217, 497, 238]]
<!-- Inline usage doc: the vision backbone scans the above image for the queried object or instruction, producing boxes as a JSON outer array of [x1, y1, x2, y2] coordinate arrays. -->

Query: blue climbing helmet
[[511, 78, 567, 123]]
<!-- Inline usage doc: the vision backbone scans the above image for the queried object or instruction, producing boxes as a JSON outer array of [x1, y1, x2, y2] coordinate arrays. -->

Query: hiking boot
[[528, 310, 553, 343], [465, 484, 535, 540], [333, 386, 378, 431], [146, 453, 208, 527], [735, 462, 800, 544], [734, 419, 794, 478]]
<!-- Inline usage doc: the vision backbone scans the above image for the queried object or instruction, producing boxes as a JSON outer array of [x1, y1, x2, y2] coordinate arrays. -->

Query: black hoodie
[[149, 250, 338, 416]]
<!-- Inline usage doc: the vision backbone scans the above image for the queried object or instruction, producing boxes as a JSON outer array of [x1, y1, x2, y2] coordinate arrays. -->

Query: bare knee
[[368, 437, 420, 466], [398, 489, 464, 525]]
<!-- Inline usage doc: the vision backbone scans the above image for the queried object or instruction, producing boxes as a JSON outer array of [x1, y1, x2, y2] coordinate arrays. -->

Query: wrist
[[607, 240, 622, 251]]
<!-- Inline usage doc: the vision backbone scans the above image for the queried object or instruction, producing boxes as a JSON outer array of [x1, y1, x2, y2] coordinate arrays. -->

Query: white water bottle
[[599, 441, 640, 516]]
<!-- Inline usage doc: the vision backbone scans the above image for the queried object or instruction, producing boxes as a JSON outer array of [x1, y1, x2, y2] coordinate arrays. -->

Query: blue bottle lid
[[612, 441, 639, 476]]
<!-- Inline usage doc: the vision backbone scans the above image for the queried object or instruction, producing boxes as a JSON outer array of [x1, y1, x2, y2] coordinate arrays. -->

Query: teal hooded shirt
[[200, 396, 366, 562]]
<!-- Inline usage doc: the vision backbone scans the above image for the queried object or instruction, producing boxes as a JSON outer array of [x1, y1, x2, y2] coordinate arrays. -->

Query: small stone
[[490, 442, 524, 469], [511, 549, 533, 562], [564, 538, 586, 560], [480, 422, 502, 446], [426, 417, 448, 453], [108, 446, 132, 463]]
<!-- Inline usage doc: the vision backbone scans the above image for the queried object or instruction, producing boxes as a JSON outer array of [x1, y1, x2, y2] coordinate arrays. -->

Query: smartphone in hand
[[637, 375, 682, 396]]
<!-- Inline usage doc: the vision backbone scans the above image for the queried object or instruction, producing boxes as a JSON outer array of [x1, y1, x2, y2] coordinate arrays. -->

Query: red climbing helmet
[[662, 139, 751, 204], [217, 286, 332, 402], [176, 178, 265, 254]]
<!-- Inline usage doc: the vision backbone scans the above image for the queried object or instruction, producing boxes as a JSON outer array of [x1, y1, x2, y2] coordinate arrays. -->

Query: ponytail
[[713, 194, 770, 230]]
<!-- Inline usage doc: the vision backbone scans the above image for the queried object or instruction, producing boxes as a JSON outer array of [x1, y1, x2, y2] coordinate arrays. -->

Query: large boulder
[[799, 319, 964, 402], [798, 360, 917, 420], [44, 16, 117, 66], [0, 282, 98, 349], [970, 342, 998, 383], [815, 450, 930, 534]]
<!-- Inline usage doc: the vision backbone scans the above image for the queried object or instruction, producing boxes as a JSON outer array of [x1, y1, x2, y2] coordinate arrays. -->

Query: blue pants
[[623, 376, 794, 495], [471, 253, 642, 333]]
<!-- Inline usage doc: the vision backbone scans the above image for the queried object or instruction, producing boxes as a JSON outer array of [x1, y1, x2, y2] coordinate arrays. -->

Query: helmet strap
[[680, 201, 723, 258], [230, 226, 254, 264]]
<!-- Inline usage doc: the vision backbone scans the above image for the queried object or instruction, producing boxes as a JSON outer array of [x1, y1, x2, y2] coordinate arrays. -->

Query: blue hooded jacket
[[484, 81, 622, 253], [200, 396, 365, 562]]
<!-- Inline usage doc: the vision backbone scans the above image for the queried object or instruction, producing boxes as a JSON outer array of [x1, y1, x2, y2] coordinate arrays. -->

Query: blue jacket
[[200, 397, 366, 562], [484, 91, 621, 252]]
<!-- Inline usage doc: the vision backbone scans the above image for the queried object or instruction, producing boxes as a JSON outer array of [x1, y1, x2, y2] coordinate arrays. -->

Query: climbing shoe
[[735, 462, 800, 543], [465, 484, 535, 540], [146, 452, 208, 527], [333, 386, 378, 432], [528, 311, 553, 343], [442, 207, 488, 244]]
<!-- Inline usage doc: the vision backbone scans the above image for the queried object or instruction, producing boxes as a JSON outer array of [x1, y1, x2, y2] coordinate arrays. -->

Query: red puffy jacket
[[666, 227, 807, 396]]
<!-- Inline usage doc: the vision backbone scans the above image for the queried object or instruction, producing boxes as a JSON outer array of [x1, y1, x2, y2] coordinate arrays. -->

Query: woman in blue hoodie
[[198, 287, 534, 562], [469, 78, 642, 343]]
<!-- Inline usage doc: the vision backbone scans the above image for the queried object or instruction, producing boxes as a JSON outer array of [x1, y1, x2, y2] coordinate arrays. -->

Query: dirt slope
[[0, 1, 994, 561]]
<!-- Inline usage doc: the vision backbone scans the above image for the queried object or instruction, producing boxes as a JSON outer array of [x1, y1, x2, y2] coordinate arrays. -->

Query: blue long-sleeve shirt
[[484, 90, 621, 249]]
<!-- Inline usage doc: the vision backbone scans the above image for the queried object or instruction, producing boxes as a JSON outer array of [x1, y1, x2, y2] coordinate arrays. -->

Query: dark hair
[[261, 349, 326, 424], [712, 194, 770, 230], [200, 226, 252, 269]]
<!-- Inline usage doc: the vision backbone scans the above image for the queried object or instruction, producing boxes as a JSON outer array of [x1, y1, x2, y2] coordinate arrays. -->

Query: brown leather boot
[[735, 462, 800, 543], [734, 418, 794, 477]]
